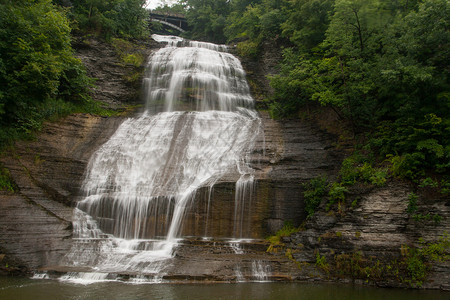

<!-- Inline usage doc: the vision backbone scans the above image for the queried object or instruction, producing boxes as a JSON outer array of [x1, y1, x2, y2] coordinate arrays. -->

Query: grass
[[0, 164, 16, 192], [266, 221, 301, 253], [0, 97, 122, 152]]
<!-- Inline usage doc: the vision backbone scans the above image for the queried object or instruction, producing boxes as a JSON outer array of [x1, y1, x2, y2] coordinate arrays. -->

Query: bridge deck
[[149, 12, 188, 32]]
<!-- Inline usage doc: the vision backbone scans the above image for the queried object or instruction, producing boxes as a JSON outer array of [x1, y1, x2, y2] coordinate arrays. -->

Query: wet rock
[[72, 36, 156, 110], [0, 114, 124, 272], [287, 182, 450, 289], [253, 112, 344, 233], [0, 34, 447, 290]]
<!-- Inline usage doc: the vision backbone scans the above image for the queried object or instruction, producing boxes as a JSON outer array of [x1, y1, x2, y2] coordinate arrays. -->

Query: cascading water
[[58, 35, 262, 281]]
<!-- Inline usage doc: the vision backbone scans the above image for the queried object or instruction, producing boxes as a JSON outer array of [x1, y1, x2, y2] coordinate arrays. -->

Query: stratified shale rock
[[0, 114, 124, 272], [0, 109, 343, 274], [254, 112, 344, 233], [0, 36, 447, 290], [286, 182, 450, 289]]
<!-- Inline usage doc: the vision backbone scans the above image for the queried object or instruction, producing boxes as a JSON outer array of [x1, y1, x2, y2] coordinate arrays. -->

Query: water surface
[[0, 277, 448, 300]]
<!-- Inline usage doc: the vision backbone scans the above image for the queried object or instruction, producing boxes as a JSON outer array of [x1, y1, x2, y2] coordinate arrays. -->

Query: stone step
[[38, 236, 302, 283], [39, 268, 295, 283]]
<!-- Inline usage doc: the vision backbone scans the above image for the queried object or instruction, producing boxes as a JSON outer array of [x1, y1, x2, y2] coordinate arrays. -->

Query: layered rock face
[[0, 36, 447, 289], [0, 105, 342, 276], [0, 37, 143, 273], [254, 112, 344, 232], [72, 35, 156, 109], [285, 182, 450, 289], [0, 114, 124, 272]]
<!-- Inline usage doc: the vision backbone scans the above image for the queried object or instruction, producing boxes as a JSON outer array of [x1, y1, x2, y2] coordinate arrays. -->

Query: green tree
[[225, 3, 263, 42], [268, 0, 449, 178], [229, 0, 262, 13], [70, 0, 148, 38], [281, 0, 334, 52], [371, 0, 450, 178], [184, 0, 230, 43], [152, 1, 187, 15], [112, 0, 149, 37], [0, 0, 90, 139], [225, 0, 289, 42]]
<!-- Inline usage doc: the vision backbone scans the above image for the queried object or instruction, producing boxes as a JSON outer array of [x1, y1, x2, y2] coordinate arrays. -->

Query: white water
[[58, 34, 262, 280], [235, 265, 245, 282], [251, 261, 271, 282]]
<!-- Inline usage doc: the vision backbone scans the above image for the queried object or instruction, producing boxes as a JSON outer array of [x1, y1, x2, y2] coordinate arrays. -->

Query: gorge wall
[[0, 36, 448, 289], [0, 36, 146, 274], [0, 35, 342, 272], [241, 38, 449, 290]]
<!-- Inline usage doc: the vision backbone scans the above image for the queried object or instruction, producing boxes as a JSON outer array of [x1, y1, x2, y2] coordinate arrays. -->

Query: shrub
[[339, 153, 388, 187], [236, 40, 260, 59], [0, 165, 16, 192], [266, 221, 300, 253], [406, 192, 418, 214], [327, 182, 348, 210], [369, 168, 388, 186], [315, 252, 329, 272], [389, 153, 426, 180], [123, 54, 144, 67], [418, 177, 439, 188], [303, 176, 328, 217], [340, 156, 362, 185]]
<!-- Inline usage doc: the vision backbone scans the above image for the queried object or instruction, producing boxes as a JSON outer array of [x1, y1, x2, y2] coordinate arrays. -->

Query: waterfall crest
[[60, 34, 262, 278]]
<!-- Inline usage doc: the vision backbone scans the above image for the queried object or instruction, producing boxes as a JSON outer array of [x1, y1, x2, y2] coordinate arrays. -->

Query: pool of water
[[0, 277, 448, 300]]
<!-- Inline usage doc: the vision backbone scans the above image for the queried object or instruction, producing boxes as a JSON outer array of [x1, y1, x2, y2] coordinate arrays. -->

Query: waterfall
[[59, 34, 262, 279], [251, 261, 271, 282]]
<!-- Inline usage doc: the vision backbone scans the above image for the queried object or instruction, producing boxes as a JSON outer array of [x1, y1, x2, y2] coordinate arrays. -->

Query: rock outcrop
[[0, 36, 143, 274], [72, 35, 156, 109], [0, 114, 124, 273], [0, 35, 448, 290], [283, 181, 450, 289]]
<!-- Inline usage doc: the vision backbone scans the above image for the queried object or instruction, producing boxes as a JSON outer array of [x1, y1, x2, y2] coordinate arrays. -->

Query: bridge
[[149, 12, 188, 33]]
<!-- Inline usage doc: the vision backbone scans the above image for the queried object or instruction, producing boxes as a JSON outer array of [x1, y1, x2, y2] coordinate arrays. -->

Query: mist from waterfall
[[60, 34, 262, 278]]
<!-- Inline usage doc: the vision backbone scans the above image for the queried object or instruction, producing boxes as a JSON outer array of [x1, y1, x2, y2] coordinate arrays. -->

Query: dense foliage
[[0, 0, 91, 143], [67, 0, 149, 38], [0, 0, 149, 147], [272, 0, 449, 187], [181, 0, 449, 188], [182, 0, 230, 43]]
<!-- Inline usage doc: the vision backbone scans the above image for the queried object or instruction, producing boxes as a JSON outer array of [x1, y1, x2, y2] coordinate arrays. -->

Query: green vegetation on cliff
[[184, 3, 448, 286], [332, 234, 450, 287], [0, 0, 149, 149], [66, 0, 149, 38], [0, 164, 16, 192], [181, 0, 449, 193], [0, 0, 90, 144]]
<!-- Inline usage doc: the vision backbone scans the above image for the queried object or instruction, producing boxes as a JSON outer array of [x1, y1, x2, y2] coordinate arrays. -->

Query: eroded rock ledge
[[283, 182, 449, 289], [0, 114, 124, 274], [0, 36, 448, 290]]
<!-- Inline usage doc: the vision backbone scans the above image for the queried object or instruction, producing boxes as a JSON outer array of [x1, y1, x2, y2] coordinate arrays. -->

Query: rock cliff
[[0, 36, 448, 290], [284, 181, 449, 289], [0, 36, 147, 274], [0, 35, 343, 276]]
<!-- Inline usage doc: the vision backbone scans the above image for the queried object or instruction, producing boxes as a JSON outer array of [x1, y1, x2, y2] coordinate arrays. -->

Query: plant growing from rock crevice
[[266, 221, 301, 253]]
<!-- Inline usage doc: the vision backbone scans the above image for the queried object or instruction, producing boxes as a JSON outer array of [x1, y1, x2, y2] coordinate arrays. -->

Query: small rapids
[[56, 35, 263, 281]]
